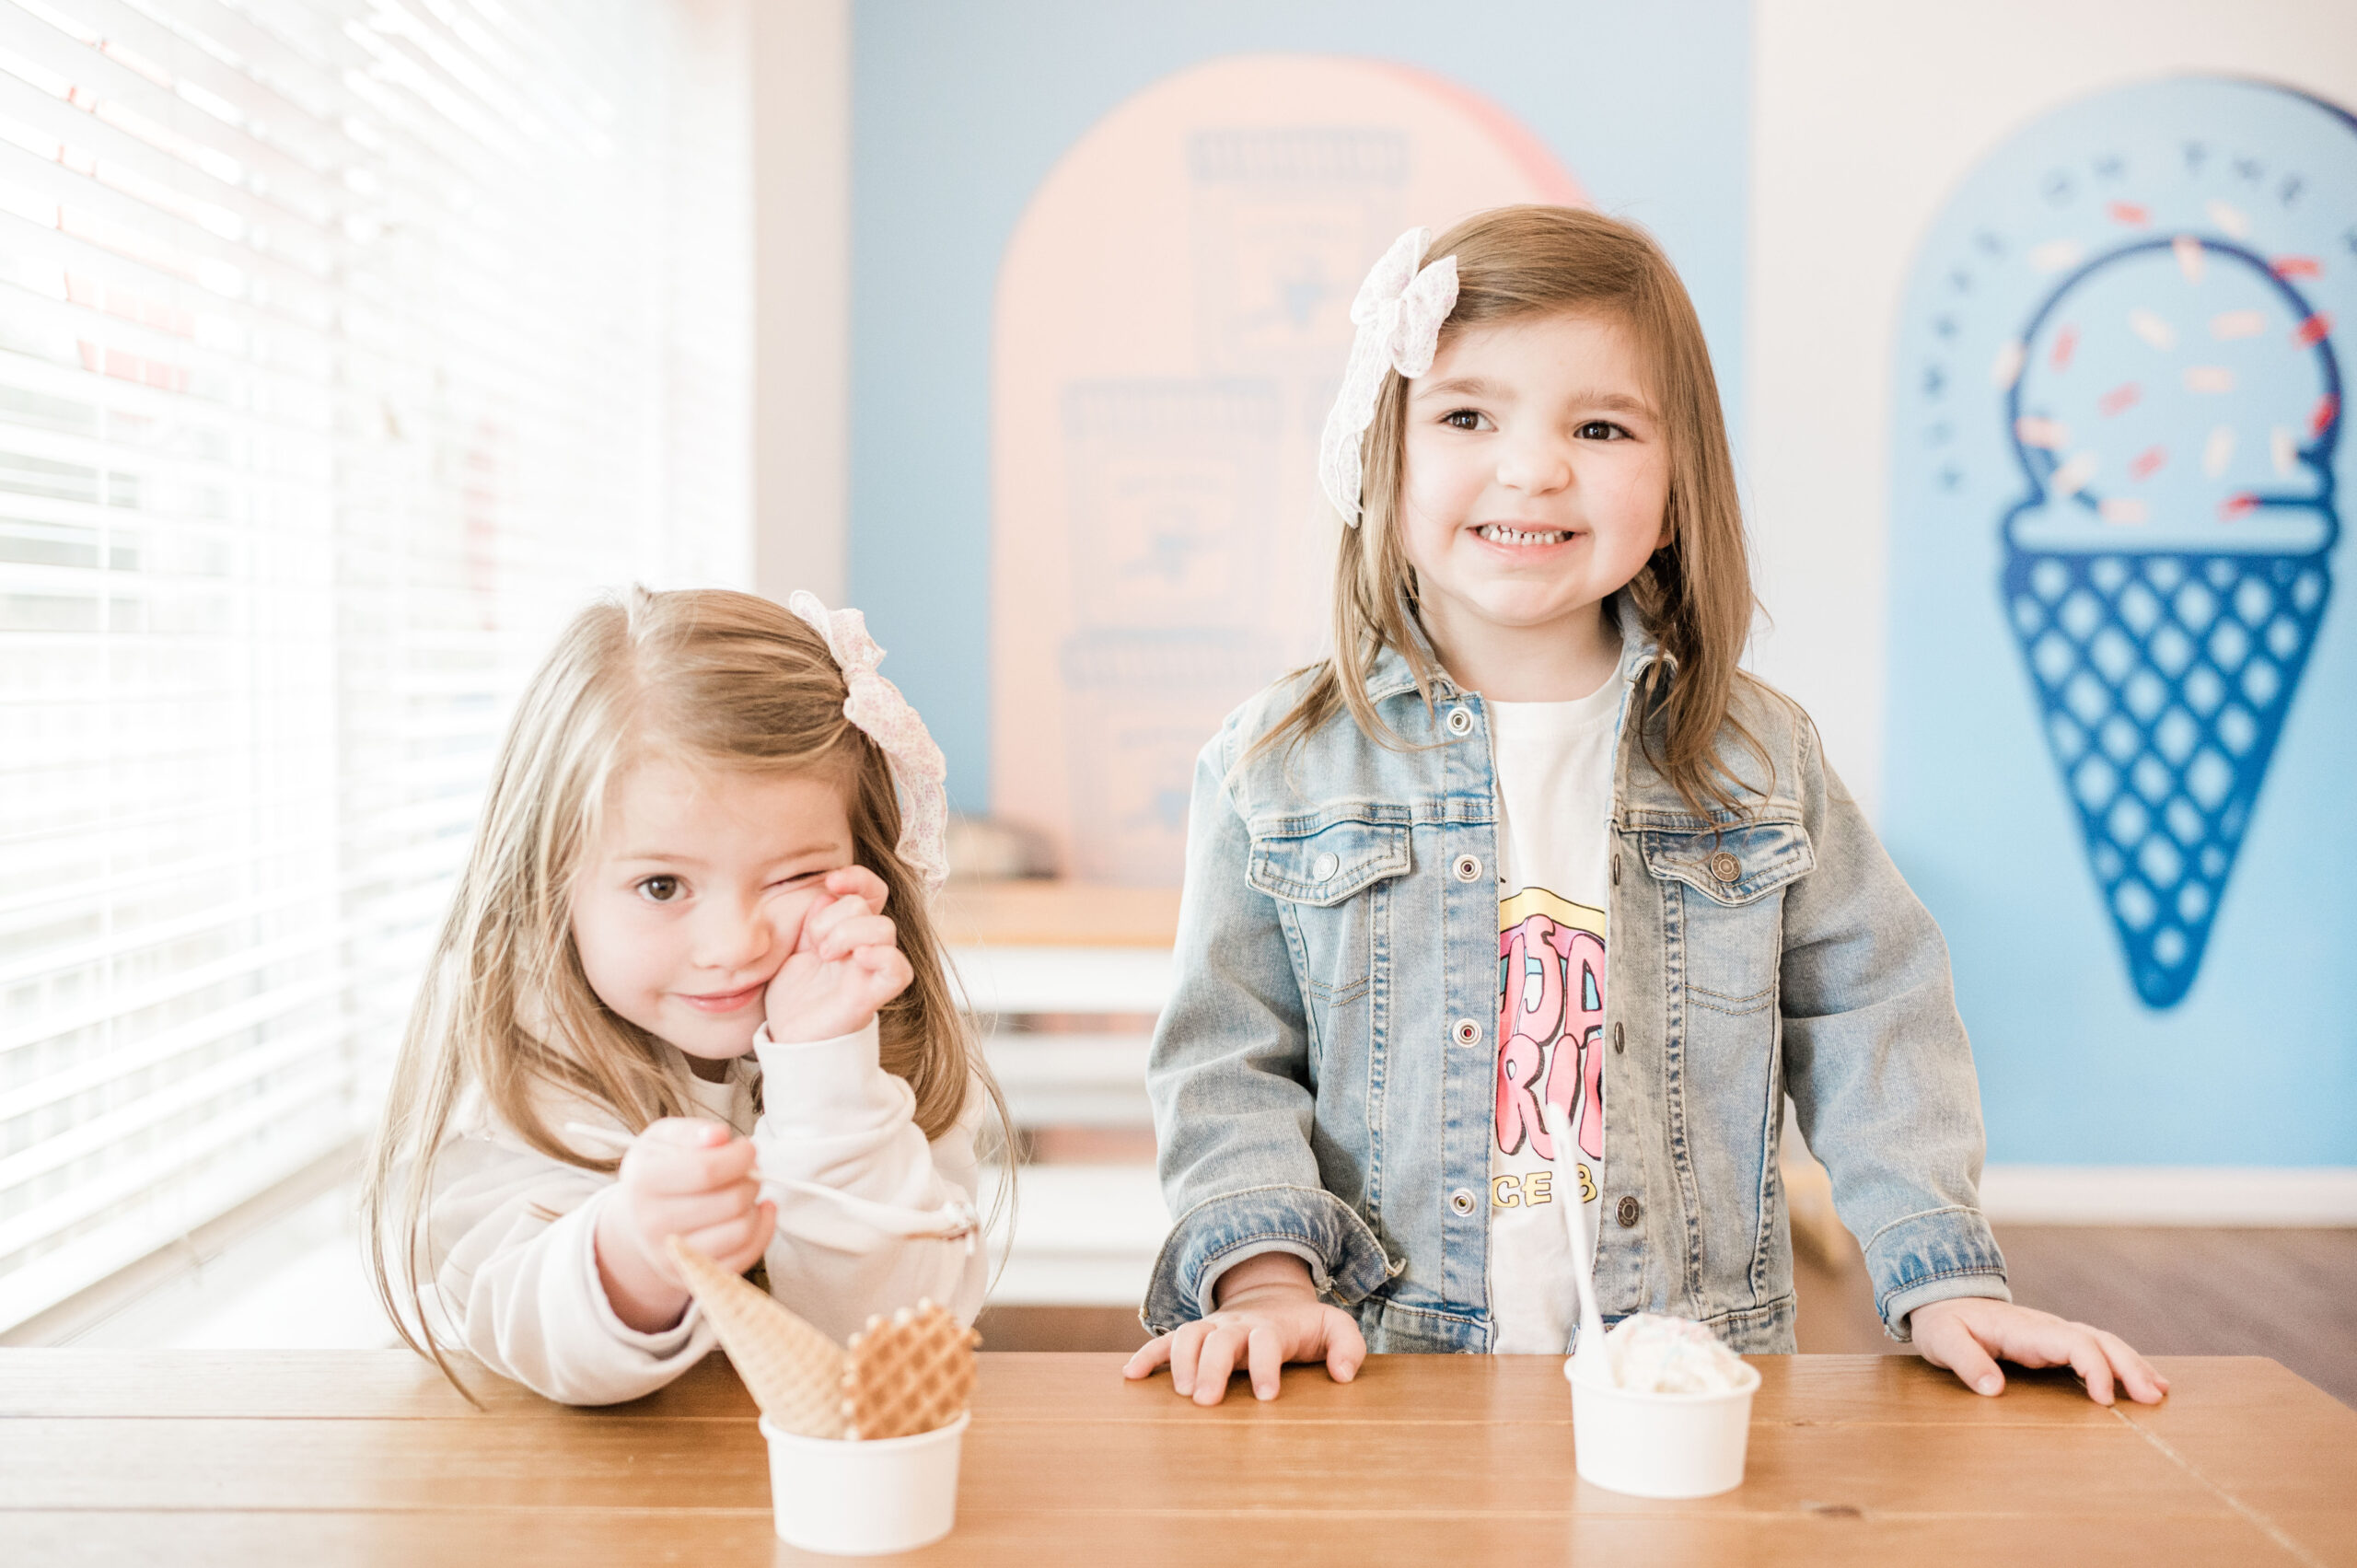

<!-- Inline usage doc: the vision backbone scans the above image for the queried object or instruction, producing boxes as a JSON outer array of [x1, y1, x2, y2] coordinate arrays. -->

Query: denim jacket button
[[1710, 852, 1741, 883], [1616, 1195, 1641, 1227], [1450, 1188, 1477, 1216], [1452, 1017, 1482, 1047], [1452, 854, 1483, 882], [1312, 852, 1341, 880], [1445, 705, 1474, 737], [1611, 1021, 1625, 1053]]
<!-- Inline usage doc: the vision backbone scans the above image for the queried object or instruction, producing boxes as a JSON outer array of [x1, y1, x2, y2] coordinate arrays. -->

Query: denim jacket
[[1143, 614, 2009, 1354]]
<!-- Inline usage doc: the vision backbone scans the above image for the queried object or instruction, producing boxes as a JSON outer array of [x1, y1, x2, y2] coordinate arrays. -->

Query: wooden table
[[4, 1352, 2351, 1565]]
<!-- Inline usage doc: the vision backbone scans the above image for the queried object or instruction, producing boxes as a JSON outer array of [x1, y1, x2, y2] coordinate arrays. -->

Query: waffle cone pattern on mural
[[665, 1237, 978, 1440]]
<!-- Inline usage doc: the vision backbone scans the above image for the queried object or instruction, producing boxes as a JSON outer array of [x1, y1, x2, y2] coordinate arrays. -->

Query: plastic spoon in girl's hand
[[1542, 1102, 1614, 1388], [560, 1121, 979, 1247]]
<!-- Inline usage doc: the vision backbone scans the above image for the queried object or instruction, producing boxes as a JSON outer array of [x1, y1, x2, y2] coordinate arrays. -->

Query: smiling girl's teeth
[[1479, 524, 1569, 545]]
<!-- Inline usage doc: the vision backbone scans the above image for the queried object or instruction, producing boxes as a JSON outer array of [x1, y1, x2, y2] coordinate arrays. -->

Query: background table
[[4, 1351, 2351, 1564]]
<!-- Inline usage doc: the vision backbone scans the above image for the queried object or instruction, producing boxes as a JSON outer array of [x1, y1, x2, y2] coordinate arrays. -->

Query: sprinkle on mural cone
[[666, 1236, 847, 1438], [843, 1299, 981, 1440]]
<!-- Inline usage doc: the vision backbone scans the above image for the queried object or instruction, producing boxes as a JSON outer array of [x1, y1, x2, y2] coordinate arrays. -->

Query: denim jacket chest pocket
[[1247, 815, 1412, 1040], [1639, 817, 1816, 1018]]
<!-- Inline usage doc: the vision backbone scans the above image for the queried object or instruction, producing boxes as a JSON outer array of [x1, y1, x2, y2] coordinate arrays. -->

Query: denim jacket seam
[[1860, 1202, 1988, 1255], [1191, 1230, 1339, 1296], [1875, 1262, 2011, 1318], [1161, 1184, 1395, 1285], [1364, 1297, 1486, 1331], [1689, 981, 1776, 1016]]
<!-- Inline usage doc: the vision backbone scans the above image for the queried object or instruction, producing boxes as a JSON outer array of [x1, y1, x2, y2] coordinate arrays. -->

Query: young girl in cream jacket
[[365, 587, 1001, 1404]]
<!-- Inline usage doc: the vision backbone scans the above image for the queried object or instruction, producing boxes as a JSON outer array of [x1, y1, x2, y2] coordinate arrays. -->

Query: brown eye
[[1576, 421, 1630, 441], [637, 876, 682, 903], [1443, 409, 1483, 430]]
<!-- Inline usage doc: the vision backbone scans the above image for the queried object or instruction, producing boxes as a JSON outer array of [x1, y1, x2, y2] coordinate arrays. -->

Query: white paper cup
[[1564, 1357, 1762, 1499], [758, 1412, 970, 1555]]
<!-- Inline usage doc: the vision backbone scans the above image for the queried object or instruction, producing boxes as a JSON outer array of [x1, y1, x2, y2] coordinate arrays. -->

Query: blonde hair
[[1260, 204, 1771, 816], [362, 587, 1005, 1386]]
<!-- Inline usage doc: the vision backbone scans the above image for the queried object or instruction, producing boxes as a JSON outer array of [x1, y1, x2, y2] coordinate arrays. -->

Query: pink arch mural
[[990, 53, 1584, 883]]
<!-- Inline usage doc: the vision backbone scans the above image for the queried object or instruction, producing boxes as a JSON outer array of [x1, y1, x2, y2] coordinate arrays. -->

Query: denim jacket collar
[[1360, 591, 1666, 707]]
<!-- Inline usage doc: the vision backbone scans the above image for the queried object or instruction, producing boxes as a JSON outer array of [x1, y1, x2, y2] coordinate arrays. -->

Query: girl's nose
[[690, 896, 774, 973], [1495, 433, 1573, 496]]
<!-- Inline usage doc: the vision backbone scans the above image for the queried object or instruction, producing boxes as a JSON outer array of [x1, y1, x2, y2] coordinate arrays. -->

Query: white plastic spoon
[[1542, 1101, 1613, 1388]]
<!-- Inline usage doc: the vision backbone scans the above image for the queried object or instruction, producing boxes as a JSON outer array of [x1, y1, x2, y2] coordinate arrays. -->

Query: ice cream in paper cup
[[1564, 1313, 1761, 1499]]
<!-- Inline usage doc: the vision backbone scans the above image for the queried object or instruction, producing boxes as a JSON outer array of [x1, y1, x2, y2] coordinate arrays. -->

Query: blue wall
[[850, 0, 1752, 809]]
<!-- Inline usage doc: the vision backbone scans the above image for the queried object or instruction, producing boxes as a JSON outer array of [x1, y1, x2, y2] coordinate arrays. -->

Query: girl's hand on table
[[1910, 1297, 2168, 1406], [594, 1118, 775, 1334], [1122, 1252, 1365, 1405]]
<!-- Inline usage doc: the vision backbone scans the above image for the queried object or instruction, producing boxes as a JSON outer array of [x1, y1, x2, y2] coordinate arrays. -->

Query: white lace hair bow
[[786, 591, 949, 898], [1318, 227, 1461, 526]]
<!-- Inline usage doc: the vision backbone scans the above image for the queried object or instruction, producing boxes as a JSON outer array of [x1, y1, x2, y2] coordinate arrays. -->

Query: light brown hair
[[362, 587, 1004, 1388], [1257, 204, 1770, 816]]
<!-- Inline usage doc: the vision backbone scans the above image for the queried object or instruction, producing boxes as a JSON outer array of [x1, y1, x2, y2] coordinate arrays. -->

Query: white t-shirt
[[1484, 645, 1627, 1354]]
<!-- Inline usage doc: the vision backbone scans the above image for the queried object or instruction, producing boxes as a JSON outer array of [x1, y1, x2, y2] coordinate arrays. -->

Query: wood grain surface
[[3, 1351, 2350, 1566]]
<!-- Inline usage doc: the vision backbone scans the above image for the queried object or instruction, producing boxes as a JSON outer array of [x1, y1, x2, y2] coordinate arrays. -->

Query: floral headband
[[786, 592, 949, 897], [1317, 227, 1461, 525]]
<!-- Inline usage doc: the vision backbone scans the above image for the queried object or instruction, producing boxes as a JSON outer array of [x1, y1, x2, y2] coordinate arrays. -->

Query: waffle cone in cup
[[843, 1299, 981, 1440], [666, 1237, 847, 1438]]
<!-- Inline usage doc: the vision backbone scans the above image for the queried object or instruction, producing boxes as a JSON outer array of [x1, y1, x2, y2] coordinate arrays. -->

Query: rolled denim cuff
[[1863, 1204, 2011, 1342], [1142, 1184, 1398, 1335]]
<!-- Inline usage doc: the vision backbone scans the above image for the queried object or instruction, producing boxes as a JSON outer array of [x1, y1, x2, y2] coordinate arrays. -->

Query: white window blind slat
[[0, 0, 750, 1332]]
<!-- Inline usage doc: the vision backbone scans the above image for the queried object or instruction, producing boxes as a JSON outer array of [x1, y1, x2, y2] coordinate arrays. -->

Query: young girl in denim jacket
[[1125, 207, 2164, 1408]]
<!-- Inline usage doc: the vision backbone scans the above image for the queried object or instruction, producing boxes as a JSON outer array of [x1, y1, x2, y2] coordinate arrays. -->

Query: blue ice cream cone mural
[[1887, 78, 2357, 1165], [2000, 235, 2340, 1005]]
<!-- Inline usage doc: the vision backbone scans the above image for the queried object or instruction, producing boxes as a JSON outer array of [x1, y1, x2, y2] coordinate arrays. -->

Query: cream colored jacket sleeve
[[423, 1019, 985, 1407]]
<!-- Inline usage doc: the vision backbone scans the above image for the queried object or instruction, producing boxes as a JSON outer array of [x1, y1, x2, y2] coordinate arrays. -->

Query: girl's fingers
[[707, 1201, 775, 1272], [2062, 1325, 2117, 1406], [1164, 1320, 1206, 1396], [633, 1135, 758, 1195], [680, 1215, 761, 1273], [827, 865, 890, 910], [1324, 1309, 1368, 1382], [1922, 1315, 2006, 1397], [642, 1176, 762, 1233], [643, 1117, 729, 1149], [2096, 1330, 2168, 1403], [804, 893, 875, 950], [819, 914, 898, 960], [1191, 1324, 1247, 1407], [1247, 1324, 1283, 1400], [1122, 1333, 1175, 1381]]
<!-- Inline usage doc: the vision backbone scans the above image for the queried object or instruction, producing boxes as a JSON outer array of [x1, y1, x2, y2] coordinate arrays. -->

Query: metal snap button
[[1611, 1021, 1624, 1054], [1611, 854, 1621, 887], [1452, 1017, 1482, 1048], [1445, 706, 1474, 736], [1616, 1195, 1641, 1228], [1452, 854, 1482, 882], [1450, 1188, 1477, 1216], [1312, 851, 1341, 880], [1709, 851, 1741, 883]]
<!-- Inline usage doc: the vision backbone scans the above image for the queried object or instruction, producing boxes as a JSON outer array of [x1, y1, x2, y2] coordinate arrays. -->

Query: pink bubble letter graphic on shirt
[[1494, 891, 1606, 1162]]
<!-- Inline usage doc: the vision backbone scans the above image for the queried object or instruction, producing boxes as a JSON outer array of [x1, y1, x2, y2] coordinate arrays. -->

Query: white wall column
[[753, 0, 853, 607]]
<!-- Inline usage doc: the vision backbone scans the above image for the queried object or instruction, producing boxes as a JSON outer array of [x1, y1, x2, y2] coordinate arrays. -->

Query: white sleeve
[[425, 1132, 715, 1406], [752, 1019, 990, 1343]]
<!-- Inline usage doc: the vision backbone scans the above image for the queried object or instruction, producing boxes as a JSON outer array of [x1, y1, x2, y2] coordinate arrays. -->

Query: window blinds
[[0, 0, 749, 1331]]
